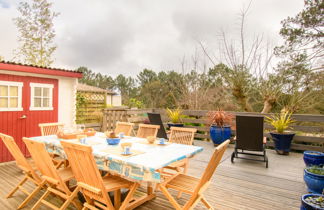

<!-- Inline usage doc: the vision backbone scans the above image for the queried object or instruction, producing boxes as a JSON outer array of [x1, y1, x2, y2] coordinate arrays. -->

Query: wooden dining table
[[29, 132, 203, 208]]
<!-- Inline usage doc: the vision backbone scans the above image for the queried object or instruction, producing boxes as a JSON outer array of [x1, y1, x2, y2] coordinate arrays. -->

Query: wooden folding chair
[[23, 137, 82, 210], [0, 133, 46, 209], [39, 122, 65, 136], [39, 122, 67, 168], [166, 127, 197, 172], [164, 127, 197, 198], [158, 140, 230, 210], [60, 140, 139, 210], [169, 127, 197, 145], [136, 124, 160, 138], [115, 122, 134, 136]]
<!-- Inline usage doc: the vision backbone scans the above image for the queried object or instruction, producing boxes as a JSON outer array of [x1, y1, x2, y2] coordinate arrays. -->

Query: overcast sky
[[0, 0, 304, 76]]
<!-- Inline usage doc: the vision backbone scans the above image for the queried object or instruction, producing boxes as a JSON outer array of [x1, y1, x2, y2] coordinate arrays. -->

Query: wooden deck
[[0, 141, 306, 209]]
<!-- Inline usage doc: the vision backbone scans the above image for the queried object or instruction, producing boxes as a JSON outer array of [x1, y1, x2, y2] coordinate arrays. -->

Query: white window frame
[[30, 83, 54, 111], [0, 81, 23, 111]]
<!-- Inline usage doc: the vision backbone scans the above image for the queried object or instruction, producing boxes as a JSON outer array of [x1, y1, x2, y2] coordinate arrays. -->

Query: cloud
[[0, 0, 305, 76], [0, 0, 10, 9]]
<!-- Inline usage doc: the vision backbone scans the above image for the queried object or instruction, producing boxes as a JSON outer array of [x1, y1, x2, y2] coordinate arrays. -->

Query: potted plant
[[301, 194, 324, 210], [207, 110, 233, 146], [265, 111, 295, 155], [304, 165, 324, 194], [166, 108, 184, 128], [304, 151, 324, 167]]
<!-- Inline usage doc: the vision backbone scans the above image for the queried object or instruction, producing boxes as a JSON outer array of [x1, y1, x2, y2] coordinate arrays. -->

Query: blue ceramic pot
[[106, 138, 120, 145], [301, 194, 324, 210], [210, 125, 231, 145], [304, 151, 324, 167], [304, 168, 324, 194], [167, 123, 184, 129], [270, 132, 295, 154]]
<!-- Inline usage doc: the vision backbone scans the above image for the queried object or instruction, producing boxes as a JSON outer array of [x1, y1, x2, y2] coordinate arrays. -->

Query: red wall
[[0, 73, 58, 162]]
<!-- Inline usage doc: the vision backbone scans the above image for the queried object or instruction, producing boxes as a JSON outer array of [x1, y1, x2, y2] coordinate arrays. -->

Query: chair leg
[[6, 175, 28, 198], [59, 186, 81, 210], [201, 196, 214, 210], [119, 183, 139, 210], [177, 162, 188, 199], [31, 188, 51, 210], [17, 180, 46, 209], [158, 184, 182, 210], [55, 160, 65, 169], [71, 198, 83, 210], [231, 152, 235, 163]]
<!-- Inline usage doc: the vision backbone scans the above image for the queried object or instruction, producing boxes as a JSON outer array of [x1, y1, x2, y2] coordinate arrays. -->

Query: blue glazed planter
[[304, 168, 324, 194], [210, 125, 231, 145], [270, 132, 295, 154], [301, 194, 324, 210], [304, 151, 324, 167], [167, 123, 184, 129]]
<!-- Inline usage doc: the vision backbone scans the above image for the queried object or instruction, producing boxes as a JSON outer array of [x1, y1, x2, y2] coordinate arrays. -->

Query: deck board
[[0, 141, 306, 209]]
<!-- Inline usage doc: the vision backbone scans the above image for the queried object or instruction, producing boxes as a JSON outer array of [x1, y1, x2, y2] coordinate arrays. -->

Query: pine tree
[[275, 0, 324, 69], [13, 0, 59, 66]]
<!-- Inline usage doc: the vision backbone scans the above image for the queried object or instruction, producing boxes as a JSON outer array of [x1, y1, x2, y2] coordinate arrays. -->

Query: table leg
[[125, 182, 156, 210], [147, 182, 153, 195], [114, 189, 121, 210]]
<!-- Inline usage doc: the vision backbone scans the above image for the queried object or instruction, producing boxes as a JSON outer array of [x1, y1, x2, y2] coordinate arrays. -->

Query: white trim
[[0, 81, 23, 87], [0, 81, 23, 111], [30, 107, 53, 111], [0, 107, 23, 112], [29, 83, 54, 111], [30, 83, 54, 88]]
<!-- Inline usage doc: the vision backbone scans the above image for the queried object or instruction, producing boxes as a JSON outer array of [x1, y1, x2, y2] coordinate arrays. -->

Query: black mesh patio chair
[[147, 113, 168, 139], [231, 115, 268, 168]]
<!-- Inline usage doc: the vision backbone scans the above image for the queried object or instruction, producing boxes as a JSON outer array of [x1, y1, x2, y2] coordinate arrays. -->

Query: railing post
[[102, 109, 107, 132]]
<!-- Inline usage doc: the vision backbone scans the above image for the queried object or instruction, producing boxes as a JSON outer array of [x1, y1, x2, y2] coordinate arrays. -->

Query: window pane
[[43, 88, 49, 97], [10, 86, 18, 96], [0, 98, 8, 108], [0, 86, 8, 96], [43, 98, 49, 107], [34, 87, 42, 97], [34, 98, 41, 107], [10, 98, 18, 107]]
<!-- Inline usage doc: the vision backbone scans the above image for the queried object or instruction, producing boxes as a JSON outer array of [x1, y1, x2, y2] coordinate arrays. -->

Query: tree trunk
[[261, 100, 273, 113], [238, 96, 253, 112]]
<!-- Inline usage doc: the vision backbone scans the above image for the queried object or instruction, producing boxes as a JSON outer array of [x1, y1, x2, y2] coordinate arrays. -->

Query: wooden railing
[[100, 108, 324, 152]]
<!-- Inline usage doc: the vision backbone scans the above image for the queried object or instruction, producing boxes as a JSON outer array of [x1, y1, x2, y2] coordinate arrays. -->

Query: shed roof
[[0, 61, 82, 78], [77, 83, 116, 94]]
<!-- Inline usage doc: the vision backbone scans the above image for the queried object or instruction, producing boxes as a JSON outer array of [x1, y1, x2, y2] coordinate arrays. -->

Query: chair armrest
[[263, 137, 267, 144]]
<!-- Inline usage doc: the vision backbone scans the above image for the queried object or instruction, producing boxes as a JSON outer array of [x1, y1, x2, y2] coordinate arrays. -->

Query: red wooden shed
[[0, 61, 82, 163]]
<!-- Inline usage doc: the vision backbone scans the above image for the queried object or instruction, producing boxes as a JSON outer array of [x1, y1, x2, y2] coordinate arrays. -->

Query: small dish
[[121, 152, 132, 156]]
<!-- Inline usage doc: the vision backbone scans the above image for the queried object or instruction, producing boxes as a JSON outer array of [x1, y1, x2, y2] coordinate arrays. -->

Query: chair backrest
[[60, 141, 112, 206], [184, 140, 229, 209], [169, 127, 197, 145], [23, 137, 71, 194], [114, 122, 134, 136], [39, 122, 65, 136], [136, 124, 160, 138], [0, 133, 41, 181], [147, 113, 168, 139], [197, 140, 229, 191], [236, 115, 264, 151]]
